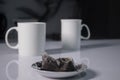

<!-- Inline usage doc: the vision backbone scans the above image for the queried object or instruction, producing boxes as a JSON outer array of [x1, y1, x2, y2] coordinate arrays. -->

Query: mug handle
[[6, 60, 18, 80], [5, 27, 18, 49], [80, 57, 90, 68], [81, 24, 91, 39]]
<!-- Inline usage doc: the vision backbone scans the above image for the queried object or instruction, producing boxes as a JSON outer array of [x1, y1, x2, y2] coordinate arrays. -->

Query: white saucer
[[32, 64, 87, 78]]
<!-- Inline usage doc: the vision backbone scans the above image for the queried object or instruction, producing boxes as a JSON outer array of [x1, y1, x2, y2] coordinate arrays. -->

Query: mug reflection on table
[[6, 56, 42, 80]]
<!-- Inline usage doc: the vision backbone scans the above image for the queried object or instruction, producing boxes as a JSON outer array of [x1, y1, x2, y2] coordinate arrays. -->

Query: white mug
[[5, 22, 46, 56], [61, 19, 90, 50], [6, 56, 42, 80]]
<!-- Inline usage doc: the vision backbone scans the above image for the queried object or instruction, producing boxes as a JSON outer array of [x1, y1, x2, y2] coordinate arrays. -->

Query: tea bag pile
[[32, 54, 76, 71]]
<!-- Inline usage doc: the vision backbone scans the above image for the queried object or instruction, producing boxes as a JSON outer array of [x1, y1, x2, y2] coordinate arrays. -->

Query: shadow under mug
[[5, 22, 46, 56], [6, 56, 42, 80], [61, 19, 91, 50]]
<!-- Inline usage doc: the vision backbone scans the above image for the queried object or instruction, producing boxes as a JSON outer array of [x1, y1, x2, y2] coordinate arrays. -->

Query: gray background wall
[[0, 0, 120, 40], [1, 0, 80, 35]]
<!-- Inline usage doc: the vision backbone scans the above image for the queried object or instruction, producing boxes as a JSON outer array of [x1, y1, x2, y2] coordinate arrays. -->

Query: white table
[[0, 39, 120, 80]]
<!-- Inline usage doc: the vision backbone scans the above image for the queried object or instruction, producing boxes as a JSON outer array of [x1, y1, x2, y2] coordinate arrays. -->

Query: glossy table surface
[[0, 39, 120, 80]]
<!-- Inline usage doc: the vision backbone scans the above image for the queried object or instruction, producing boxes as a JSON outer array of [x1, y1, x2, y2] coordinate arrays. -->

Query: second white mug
[[61, 19, 90, 50]]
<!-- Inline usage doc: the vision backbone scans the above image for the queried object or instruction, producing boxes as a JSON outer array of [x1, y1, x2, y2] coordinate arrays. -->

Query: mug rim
[[18, 22, 46, 25], [61, 19, 82, 21]]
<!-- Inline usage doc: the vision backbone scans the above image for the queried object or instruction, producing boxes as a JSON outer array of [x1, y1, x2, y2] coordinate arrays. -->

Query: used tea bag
[[33, 54, 76, 71], [56, 58, 75, 71], [41, 54, 59, 71]]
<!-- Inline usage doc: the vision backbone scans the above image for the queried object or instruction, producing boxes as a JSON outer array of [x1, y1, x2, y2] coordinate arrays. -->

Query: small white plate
[[32, 64, 87, 78]]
